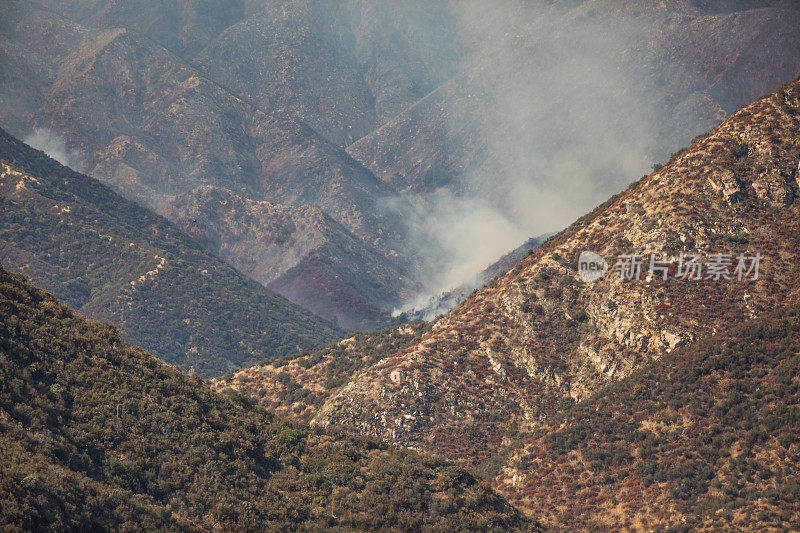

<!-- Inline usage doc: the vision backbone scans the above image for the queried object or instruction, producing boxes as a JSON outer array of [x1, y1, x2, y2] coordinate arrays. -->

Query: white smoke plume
[[23, 128, 82, 171], [393, 2, 671, 314]]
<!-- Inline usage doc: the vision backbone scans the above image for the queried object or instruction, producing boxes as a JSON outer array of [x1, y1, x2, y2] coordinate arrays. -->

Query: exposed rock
[[707, 168, 743, 204], [390, 369, 406, 385], [662, 331, 690, 352], [752, 171, 794, 207], [795, 159, 800, 189]]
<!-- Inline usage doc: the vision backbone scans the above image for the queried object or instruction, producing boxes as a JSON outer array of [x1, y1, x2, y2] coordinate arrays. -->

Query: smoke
[[23, 128, 82, 171], [393, 1, 665, 314], [388, 188, 528, 315]]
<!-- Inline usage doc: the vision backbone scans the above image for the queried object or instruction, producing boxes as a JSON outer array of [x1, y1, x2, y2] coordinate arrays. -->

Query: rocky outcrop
[[211, 322, 431, 423], [707, 168, 743, 204], [752, 170, 794, 207]]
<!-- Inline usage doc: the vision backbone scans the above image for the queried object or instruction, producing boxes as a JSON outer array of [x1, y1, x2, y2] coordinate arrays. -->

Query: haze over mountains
[[2, 1, 800, 530], [306, 77, 800, 465], [0, 127, 343, 377], [2, 0, 799, 328], [217, 75, 800, 528]]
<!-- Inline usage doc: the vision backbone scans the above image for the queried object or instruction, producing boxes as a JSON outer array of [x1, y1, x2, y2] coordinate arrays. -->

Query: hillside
[[348, 0, 800, 198], [312, 77, 800, 464], [218, 77, 800, 469], [400, 235, 550, 321], [212, 234, 546, 419], [29, 0, 462, 148], [0, 266, 530, 531], [0, 0, 419, 328], [2, 1, 799, 328], [497, 304, 800, 530], [165, 185, 410, 329], [0, 128, 343, 377], [211, 322, 433, 424]]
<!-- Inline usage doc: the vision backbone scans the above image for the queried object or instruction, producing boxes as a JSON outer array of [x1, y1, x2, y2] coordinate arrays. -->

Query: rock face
[[2, 0, 800, 328], [707, 168, 743, 204], [752, 170, 794, 206], [219, 79, 800, 470]]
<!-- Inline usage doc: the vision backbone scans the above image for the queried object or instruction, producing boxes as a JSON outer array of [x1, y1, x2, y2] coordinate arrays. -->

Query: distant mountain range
[[2, 0, 799, 328], [2, 1, 800, 528]]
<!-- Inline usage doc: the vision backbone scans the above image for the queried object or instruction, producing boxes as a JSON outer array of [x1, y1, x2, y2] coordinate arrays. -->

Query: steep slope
[[313, 77, 800, 466], [0, 266, 530, 531], [32, 0, 461, 148], [214, 235, 548, 417], [212, 322, 432, 424], [222, 78, 800, 468], [28, 0, 246, 59], [400, 235, 549, 322], [190, 0, 461, 147], [5, 1, 799, 330], [0, 1, 402, 238], [0, 0, 415, 328], [0, 128, 343, 377], [496, 304, 800, 530], [345, 78, 487, 194]]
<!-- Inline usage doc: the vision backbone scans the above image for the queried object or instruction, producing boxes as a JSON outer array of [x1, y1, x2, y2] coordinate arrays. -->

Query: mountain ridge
[[218, 76, 800, 468], [310, 76, 800, 465], [0, 127, 344, 377], [0, 0, 419, 328], [0, 265, 531, 531], [4, 0, 800, 328]]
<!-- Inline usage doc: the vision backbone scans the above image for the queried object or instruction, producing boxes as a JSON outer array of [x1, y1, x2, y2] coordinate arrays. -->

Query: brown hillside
[[313, 77, 800, 466], [220, 78, 800, 472]]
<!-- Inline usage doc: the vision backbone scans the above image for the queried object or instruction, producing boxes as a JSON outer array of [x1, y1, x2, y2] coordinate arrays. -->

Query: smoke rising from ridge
[[23, 128, 82, 171], [393, 2, 671, 314]]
